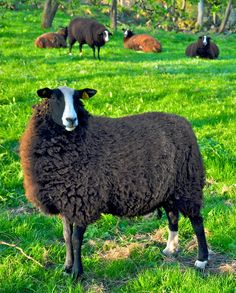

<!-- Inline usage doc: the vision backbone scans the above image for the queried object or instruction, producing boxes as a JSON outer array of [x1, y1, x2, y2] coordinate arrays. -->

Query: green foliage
[[0, 6, 235, 292]]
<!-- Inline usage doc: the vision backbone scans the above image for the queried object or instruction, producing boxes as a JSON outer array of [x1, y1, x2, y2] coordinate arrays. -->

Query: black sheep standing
[[20, 86, 209, 281], [186, 36, 219, 59], [68, 18, 112, 60]]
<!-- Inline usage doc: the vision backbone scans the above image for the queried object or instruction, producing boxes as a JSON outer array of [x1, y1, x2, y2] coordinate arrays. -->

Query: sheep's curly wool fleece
[[20, 100, 205, 226]]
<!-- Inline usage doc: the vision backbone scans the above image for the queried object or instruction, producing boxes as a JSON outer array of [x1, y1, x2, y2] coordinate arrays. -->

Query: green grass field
[[0, 6, 236, 293]]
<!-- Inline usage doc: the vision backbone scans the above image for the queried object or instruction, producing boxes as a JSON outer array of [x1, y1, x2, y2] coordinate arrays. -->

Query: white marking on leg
[[195, 260, 208, 269], [163, 230, 179, 256]]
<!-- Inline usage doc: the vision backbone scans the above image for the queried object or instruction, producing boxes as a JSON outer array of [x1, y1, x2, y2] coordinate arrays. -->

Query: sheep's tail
[[35, 38, 45, 48]]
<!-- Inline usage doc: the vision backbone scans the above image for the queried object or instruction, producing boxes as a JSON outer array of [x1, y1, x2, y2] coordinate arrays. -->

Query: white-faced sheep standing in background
[[20, 86, 209, 281], [68, 17, 112, 60], [123, 29, 162, 53], [34, 27, 68, 48], [185, 35, 219, 59]]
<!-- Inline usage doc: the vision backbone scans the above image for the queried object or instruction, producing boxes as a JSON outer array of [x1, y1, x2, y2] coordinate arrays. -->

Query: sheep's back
[[88, 113, 204, 218], [185, 42, 198, 57], [209, 43, 220, 58]]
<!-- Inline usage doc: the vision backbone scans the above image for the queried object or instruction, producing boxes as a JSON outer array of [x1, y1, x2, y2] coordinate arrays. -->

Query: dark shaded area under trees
[[1, 0, 235, 33]]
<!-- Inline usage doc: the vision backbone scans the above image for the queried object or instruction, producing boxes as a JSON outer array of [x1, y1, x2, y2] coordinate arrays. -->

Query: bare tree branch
[[0, 241, 44, 268], [218, 0, 233, 33]]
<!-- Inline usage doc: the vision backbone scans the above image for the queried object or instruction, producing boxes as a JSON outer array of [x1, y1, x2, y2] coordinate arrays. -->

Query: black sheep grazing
[[185, 35, 219, 59], [68, 17, 112, 60], [20, 86, 209, 281]]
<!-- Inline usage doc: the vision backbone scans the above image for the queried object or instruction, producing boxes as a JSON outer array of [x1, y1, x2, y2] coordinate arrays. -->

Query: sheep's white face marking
[[103, 30, 109, 42], [163, 230, 179, 256], [59, 86, 78, 131], [203, 36, 208, 46], [124, 29, 128, 38]]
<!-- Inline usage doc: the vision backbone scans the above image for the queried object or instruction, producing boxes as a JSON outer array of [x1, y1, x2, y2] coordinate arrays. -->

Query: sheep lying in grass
[[185, 35, 219, 59], [68, 17, 112, 60], [20, 86, 209, 281], [35, 27, 68, 48], [122, 29, 162, 53]]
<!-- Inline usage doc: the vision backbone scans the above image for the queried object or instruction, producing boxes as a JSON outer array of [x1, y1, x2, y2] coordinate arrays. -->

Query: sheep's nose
[[66, 117, 76, 124]]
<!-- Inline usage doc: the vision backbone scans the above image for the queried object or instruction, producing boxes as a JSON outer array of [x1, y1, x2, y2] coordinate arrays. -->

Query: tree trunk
[[42, 0, 59, 29], [218, 0, 233, 33], [110, 0, 117, 32], [197, 0, 204, 27], [181, 0, 187, 11]]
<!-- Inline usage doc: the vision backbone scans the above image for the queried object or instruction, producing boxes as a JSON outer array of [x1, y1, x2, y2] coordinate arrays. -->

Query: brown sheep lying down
[[185, 35, 219, 59], [35, 27, 68, 48], [20, 86, 209, 281], [123, 29, 162, 53]]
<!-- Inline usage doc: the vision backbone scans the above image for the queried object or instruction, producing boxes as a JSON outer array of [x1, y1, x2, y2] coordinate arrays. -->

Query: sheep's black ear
[[37, 88, 53, 99], [76, 88, 97, 100]]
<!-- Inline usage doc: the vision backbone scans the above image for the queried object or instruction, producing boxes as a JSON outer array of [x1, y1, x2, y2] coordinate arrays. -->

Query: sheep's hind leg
[[62, 217, 74, 274], [71, 225, 86, 281], [189, 215, 208, 269], [97, 46, 101, 60], [162, 206, 179, 256], [68, 38, 76, 55], [91, 46, 96, 59], [79, 43, 83, 57]]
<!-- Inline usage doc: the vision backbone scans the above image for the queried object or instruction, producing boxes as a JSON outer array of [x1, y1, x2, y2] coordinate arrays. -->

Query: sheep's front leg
[[72, 225, 86, 280], [163, 207, 179, 256], [189, 215, 208, 269], [97, 46, 101, 60], [68, 38, 76, 55], [79, 43, 83, 57], [62, 217, 74, 273], [91, 46, 96, 59]]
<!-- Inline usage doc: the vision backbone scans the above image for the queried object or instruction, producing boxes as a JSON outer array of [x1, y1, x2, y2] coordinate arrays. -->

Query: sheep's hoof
[[162, 247, 179, 257], [64, 265, 72, 274], [194, 260, 208, 270], [72, 271, 83, 282], [71, 265, 84, 282]]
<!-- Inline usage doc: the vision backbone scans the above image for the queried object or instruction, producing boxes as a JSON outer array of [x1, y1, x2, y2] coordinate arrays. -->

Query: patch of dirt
[[162, 236, 236, 275], [101, 242, 144, 260], [96, 229, 235, 275]]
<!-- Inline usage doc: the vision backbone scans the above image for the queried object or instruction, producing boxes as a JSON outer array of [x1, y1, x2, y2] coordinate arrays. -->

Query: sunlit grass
[[0, 6, 235, 293]]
